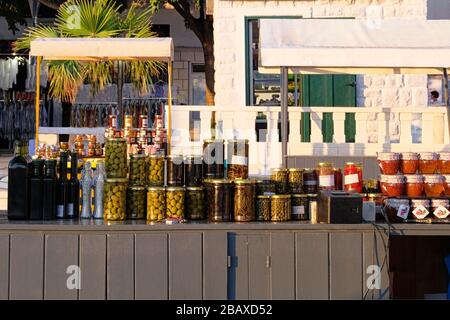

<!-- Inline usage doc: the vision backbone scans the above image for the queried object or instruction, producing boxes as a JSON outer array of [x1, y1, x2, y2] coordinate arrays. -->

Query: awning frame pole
[[444, 68, 450, 142], [281, 67, 288, 168], [167, 60, 172, 155], [35, 56, 41, 153]]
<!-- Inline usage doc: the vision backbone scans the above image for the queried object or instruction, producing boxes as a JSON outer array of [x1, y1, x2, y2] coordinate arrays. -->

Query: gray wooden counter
[[0, 214, 448, 300]]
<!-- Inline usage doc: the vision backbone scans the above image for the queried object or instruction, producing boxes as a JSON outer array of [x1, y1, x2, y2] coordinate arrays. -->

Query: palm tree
[[14, 0, 165, 103]]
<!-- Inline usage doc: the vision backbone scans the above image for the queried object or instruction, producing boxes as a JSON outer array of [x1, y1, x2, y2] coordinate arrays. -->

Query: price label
[[397, 205, 410, 220], [231, 155, 248, 166], [412, 205, 429, 220], [292, 206, 305, 216], [319, 175, 334, 187], [344, 174, 359, 185], [433, 205, 450, 219]]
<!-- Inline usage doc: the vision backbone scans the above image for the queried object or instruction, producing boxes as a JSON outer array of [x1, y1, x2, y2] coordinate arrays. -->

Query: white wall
[[427, 0, 450, 19]]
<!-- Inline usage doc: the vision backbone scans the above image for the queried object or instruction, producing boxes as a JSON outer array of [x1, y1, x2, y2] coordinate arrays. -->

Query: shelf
[[39, 127, 106, 135]]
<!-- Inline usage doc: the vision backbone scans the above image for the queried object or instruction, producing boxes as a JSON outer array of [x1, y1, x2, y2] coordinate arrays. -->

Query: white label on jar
[[433, 205, 450, 219], [304, 180, 317, 186], [66, 203, 74, 217], [412, 205, 429, 220], [292, 206, 305, 216], [319, 175, 334, 187], [263, 192, 276, 196], [231, 155, 248, 166], [344, 174, 359, 185], [56, 205, 64, 218], [397, 205, 410, 220]]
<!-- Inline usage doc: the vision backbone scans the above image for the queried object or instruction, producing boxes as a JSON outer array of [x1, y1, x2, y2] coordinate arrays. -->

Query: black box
[[317, 190, 363, 224]]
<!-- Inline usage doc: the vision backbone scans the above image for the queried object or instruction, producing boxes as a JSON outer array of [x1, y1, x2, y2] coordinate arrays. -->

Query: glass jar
[[404, 175, 424, 197], [104, 178, 127, 221], [256, 195, 271, 221], [203, 139, 225, 179], [255, 179, 276, 196], [271, 168, 289, 194], [410, 199, 431, 220], [344, 162, 362, 193], [419, 152, 439, 174], [233, 179, 255, 222], [444, 175, 450, 196], [291, 194, 308, 221], [166, 187, 185, 220], [366, 193, 385, 220], [105, 138, 128, 178], [184, 155, 203, 186], [439, 152, 450, 174], [185, 187, 206, 220], [423, 174, 445, 197], [303, 169, 318, 194], [147, 186, 165, 222], [126, 186, 146, 219], [334, 168, 343, 191], [227, 139, 249, 180], [380, 174, 406, 197], [431, 199, 450, 220], [384, 198, 410, 223], [378, 152, 400, 175], [148, 153, 164, 186], [167, 155, 184, 186], [129, 154, 147, 186], [205, 179, 233, 222], [317, 162, 335, 191], [271, 195, 291, 221], [401, 152, 419, 174], [288, 168, 304, 194]]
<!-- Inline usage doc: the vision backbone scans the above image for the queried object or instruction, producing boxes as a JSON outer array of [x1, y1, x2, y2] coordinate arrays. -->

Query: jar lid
[[439, 152, 450, 160], [203, 139, 225, 143], [204, 178, 232, 184], [186, 186, 205, 191], [303, 168, 316, 173], [386, 198, 410, 207], [271, 194, 291, 199], [272, 168, 288, 172], [257, 195, 271, 199], [431, 199, 449, 206], [317, 162, 333, 167], [423, 175, 444, 183], [288, 168, 304, 172], [148, 154, 164, 159], [401, 152, 419, 160], [411, 199, 430, 206], [404, 175, 425, 183], [377, 152, 400, 160], [130, 154, 146, 159], [166, 186, 185, 191], [420, 152, 438, 160], [346, 162, 356, 166], [380, 174, 406, 183], [106, 137, 126, 142], [255, 179, 274, 184], [234, 179, 255, 185], [167, 154, 183, 159], [147, 186, 165, 191], [307, 194, 318, 197], [227, 139, 249, 143], [106, 178, 128, 183], [367, 193, 384, 198], [292, 194, 308, 198], [128, 185, 146, 191]]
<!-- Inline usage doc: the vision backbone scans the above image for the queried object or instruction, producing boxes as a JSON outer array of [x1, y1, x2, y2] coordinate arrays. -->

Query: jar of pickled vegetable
[[184, 155, 203, 186], [166, 187, 185, 220], [444, 175, 450, 195], [271, 168, 289, 194], [104, 178, 128, 221], [126, 186, 146, 219], [148, 153, 164, 186], [431, 199, 450, 220], [378, 152, 400, 175], [105, 138, 128, 178], [233, 179, 255, 222], [167, 155, 184, 186], [419, 152, 438, 174], [401, 152, 419, 174], [227, 139, 249, 180], [205, 179, 233, 222], [303, 169, 318, 194], [147, 186, 166, 222], [256, 195, 271, 221], [129, 154, 147, 185], [255, 178, 276, 196], [317, 162, 335, 191], [291, 194, 308, 221], [203, 139, 225, 179], [424, 174, 445, 197], [384, 198, 410, 223], [410, 199, 431, 220], [185, 187, 206, 220], [438, 152, 450, 174], [380, 174, 406, 197], [404, 175, 424, 197], [288, 168, 304, 194], [270, 195, 291, 221]]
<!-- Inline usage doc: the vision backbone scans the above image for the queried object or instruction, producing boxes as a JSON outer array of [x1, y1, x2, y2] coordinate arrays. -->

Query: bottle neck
[[70, 154, 78, 180], [60, 154, 68, 180]]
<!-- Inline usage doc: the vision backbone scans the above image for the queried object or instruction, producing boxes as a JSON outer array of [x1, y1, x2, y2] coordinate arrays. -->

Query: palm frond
[[13, 24, 60, 52], [125, 60, 166, 95], [82, 60, 114, 93], [47, 60, 83, 102], [121, 4, 155, 38]]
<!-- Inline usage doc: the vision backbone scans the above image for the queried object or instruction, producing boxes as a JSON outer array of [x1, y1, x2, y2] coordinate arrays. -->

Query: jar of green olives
[[255, 178, 276, 196], [271, 168, 289, 194], [166, 187, 185, 220], [105, 138, 127, 178], [234, 179, 255, 222], [288, 168, 304, 194], [104, 178, 128, 221], [147, 186, 166, 221], [203, 139, 225, 179], [129, 154, 147, 185], [271, 194, 291, 221], [167, 155, 184, 186], [185, 187, 206, 220], [148, 153, 165, 186], [256, 195, 271, 221], [291, 194, 308, 221], [126, 185, 146, 219], [205, 179, 233, 222]]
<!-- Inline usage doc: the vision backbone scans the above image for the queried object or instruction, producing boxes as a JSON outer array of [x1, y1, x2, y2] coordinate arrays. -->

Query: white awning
[[30, 37, 174, 61], [259, 19, 450, 73]]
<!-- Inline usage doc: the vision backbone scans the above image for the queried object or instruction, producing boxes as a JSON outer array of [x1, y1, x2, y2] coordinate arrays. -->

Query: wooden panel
[[9, 234, 44, 299], [362, 232, 375, 300], [135, 233, 168, 300], [296, 233, 329, 299], [203, 231, 227, 299], [227, 233, 248, 300], [374, 230, 390, 300], [248, 234, 270, 299], [79, 234, 106, 300], [270, 232, 295, 299], [107, 234, 134, 300], [330, 232, 363, 299], [44, 234, 79, 300], [169, 232, 202, 299], [0, 235, 9, 300]]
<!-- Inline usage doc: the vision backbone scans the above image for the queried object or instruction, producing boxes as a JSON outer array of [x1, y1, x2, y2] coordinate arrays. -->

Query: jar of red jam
[[400, 152, 419, 174], [423, 174, 445, 197], [444, 175, 450, 196], [384, 198, 410, 223], [317, 162, 335, 191], [378, 152, 400, 174], [419, 152, 439, 174], [438, 152, 450, 174], [410, 199, 431, 220], [380, 174, 405, 197], [344, 162, 363, 193], [431, 199, 450, 220], [404, 175, 424, 197]]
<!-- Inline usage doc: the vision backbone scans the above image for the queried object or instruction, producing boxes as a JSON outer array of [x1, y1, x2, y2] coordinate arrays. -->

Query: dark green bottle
[[30, 159, 45, 220], [42, 159, 57, 220]]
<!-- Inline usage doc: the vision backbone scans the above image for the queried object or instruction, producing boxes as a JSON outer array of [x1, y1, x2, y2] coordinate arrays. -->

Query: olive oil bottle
[[42, 159, 57, 220], [29, 159, 45, 220]]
